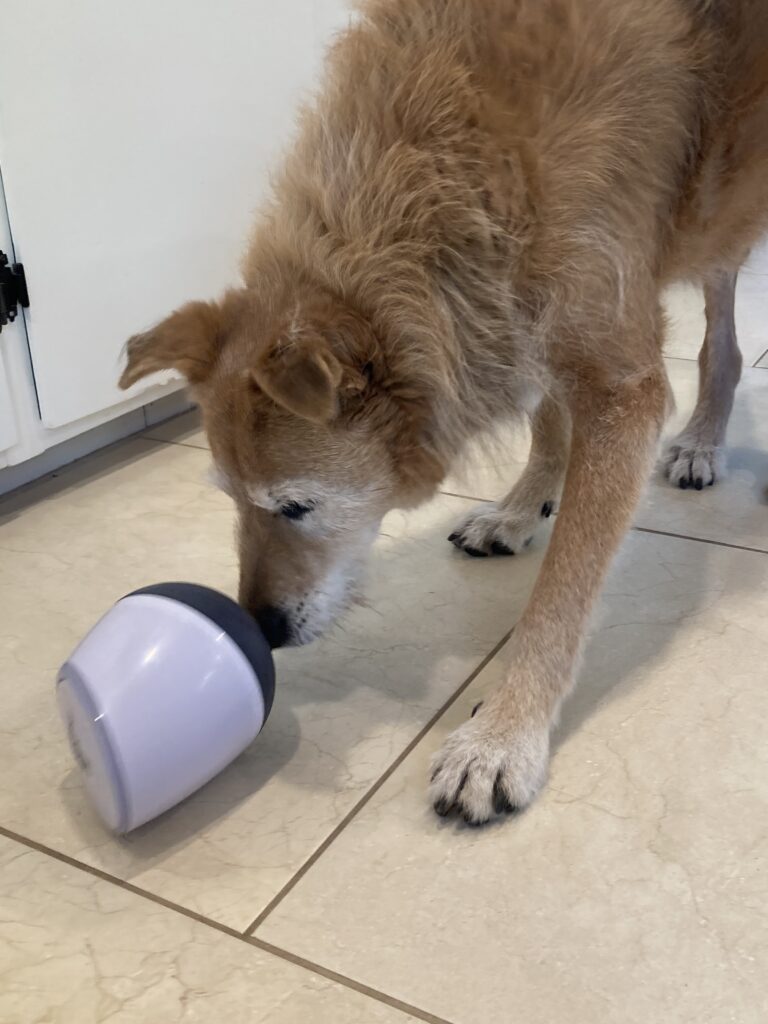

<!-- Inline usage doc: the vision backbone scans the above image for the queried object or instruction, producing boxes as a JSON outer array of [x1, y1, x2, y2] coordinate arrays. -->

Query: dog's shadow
[[553, 493, 765, 752], [721, 444, 768, 497], [58, 705, 303, 861], [553, 384, 768, 747]]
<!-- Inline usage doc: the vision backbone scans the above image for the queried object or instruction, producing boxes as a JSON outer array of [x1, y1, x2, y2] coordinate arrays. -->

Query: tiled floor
[[663, 242, 768, 368], [1, 298, 767, 1021]]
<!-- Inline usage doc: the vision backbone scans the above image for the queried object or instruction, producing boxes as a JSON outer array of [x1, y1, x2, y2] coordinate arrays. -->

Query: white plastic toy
[[57, 582, 275, 833]]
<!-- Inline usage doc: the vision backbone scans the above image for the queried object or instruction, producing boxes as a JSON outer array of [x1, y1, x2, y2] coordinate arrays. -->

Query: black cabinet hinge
[[0, 250, 30, 333]]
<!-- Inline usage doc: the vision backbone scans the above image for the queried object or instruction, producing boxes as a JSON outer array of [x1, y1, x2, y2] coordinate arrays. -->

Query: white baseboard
[[143, 389, 193, 427], [0, 391, 193, 498]]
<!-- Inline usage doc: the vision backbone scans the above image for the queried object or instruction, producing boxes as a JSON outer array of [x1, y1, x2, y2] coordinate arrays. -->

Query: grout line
[[0, 825, 243, 939], [249, 937, 455, 1024], [243, 626, 515, 936], [0, 825, 455, 1024], [437, 488, 487, 502], [753, 347, 768, 368], [143, 434, 209, 451], [630, 523, 768, 555]]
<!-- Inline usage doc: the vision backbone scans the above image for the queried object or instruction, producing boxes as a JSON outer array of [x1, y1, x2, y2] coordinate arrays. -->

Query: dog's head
[[120, 287, 445, 646]]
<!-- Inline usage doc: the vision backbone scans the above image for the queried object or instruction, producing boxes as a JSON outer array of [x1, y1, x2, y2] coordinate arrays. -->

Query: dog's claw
[[432, 766, 470, 818], [663, 440, 726, 491], [491, 540, 515, 556], [492, 771, 518, 815], [463, 545, 488, 558], [449, 528, 493, 557], [429, 714, 549, 827], [448, 499, 551, 562], [462, 811, 489, 827]]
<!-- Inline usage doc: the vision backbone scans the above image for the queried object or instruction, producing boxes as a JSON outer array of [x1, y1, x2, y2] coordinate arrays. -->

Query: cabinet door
[[0, 1, 320, 429]]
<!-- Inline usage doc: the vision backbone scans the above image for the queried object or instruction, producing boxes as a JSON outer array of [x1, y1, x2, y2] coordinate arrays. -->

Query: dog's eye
[[280, 501, 315, 521]]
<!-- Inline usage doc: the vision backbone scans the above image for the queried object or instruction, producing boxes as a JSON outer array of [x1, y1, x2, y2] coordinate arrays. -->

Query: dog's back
[[670, 0, 768, 274], [249, 0, 768, 340]]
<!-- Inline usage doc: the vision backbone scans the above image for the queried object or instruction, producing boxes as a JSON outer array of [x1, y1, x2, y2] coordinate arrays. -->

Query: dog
[[119, 0, 768, 824]]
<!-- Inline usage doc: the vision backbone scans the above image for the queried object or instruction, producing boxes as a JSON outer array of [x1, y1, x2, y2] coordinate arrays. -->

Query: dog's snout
[[255, 606, 290, 650]]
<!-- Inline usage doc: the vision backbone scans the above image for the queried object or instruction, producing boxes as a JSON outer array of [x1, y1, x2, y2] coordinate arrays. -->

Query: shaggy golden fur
[[120, 0, 768, 824]]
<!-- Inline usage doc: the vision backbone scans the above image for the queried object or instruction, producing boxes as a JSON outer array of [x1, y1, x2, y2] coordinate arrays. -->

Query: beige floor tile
[[442, 424, 530, 501], [0, 835, 419, 1024], [641, 361, 768, 549], [0, 438, 545, 929], [259, 528, 768, 1024], [663, 241, 768, 366], [445, 360, 768, 551], [758, 353, 768, 369]]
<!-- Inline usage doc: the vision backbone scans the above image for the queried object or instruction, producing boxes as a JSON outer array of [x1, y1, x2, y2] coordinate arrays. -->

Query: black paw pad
[[541, 502, 554, 518], [470, 701, 484, 718]]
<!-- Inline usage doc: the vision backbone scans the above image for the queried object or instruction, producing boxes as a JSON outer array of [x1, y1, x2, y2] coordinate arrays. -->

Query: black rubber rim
[[122, 583, 276, 718]]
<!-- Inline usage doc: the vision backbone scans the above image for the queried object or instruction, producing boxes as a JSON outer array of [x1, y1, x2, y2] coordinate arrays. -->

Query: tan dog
[[120, 0, 768, 824]]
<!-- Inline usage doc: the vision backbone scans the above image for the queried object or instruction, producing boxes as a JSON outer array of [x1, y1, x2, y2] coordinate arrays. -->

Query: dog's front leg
[[430, 366, 668, 824]]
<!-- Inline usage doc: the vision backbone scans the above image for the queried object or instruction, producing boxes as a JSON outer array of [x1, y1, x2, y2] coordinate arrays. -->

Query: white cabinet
[[0, 351, 17, 467], [0, 0, 353, 489]]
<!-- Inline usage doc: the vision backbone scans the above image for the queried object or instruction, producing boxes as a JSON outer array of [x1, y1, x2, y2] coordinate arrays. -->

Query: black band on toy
[[123, 583, 276, 718]]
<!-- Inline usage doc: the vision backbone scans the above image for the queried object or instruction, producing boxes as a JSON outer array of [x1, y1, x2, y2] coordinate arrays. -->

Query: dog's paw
[[448, 499, 554, 558], [429, 707, 549, 825], [662, 437, 726, 490]]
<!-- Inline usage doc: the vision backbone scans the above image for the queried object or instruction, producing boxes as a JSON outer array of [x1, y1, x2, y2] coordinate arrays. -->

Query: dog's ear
[[119, 297, 233, 390], [253, 311, 372, 424], [252, 327, 345, 423]]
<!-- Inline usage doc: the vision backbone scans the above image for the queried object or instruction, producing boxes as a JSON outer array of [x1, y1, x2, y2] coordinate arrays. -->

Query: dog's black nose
[[255, 606, 290, 650]]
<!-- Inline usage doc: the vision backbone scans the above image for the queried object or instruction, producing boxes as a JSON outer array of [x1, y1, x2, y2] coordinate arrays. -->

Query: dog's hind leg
[[663, 269, 742, 489], [430, 363, 668, 824], [448, 393, 570, 557]]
